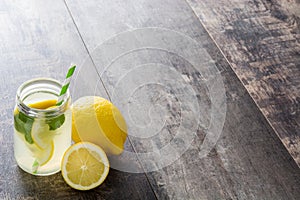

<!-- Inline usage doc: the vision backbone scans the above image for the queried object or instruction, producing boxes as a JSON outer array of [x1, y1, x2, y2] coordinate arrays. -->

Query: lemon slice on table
[[61, 142, 110, 190]]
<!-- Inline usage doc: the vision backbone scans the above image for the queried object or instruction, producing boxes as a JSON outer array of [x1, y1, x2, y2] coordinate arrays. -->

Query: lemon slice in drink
[[61, 142, 110, 190], [29, 99, 57, 109], [31, 120, 55, 166], [31, 120, 55, 149], [34, 141, 55, 166]]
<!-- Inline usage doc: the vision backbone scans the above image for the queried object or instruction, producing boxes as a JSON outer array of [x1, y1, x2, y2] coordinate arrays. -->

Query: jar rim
[[16, 77, 70, 118]]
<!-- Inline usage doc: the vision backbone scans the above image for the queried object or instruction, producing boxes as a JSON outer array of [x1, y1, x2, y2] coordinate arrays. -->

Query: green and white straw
[[32, 64, 76, 174], [56, 64, 76, 106]]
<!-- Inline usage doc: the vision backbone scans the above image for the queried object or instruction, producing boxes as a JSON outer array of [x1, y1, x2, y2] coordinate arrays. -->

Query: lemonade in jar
[[13, 78, 72, 175]]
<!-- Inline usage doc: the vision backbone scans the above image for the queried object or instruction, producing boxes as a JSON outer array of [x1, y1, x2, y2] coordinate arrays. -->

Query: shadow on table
[[14, 166, 155, 199]]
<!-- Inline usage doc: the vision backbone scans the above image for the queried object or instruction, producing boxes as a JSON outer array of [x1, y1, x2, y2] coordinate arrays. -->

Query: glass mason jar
[[13, 78, 72, 176]]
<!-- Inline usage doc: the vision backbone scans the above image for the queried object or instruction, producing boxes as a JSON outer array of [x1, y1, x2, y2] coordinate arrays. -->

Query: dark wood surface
[[0, 0, 299, 199], [0, 1, 155, 199], [186, 0, 300, 167]]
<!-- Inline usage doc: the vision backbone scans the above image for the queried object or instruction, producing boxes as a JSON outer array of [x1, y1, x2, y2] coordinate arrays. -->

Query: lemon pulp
[[61, 142, 110, 190]]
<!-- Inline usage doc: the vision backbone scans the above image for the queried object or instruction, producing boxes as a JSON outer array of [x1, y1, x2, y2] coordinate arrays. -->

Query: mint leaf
[[14, 111, 34, 144], [32, 159, 39, 174], [46, 114, 65, 131], [24, 129, 34, 144], [14, 114, 26, 134]]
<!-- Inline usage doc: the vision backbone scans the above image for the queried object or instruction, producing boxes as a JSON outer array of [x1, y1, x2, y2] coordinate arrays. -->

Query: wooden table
[[0, 0, 299, 199]]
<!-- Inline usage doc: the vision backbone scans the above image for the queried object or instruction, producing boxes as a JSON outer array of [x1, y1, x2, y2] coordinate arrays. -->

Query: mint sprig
[[14, 110, 65, 144]]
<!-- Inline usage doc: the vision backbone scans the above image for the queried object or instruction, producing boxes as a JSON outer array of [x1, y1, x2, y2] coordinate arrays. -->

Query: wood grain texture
[[0, 0, 299, 199], [0, 0, 156, 199], [186, 0, 300, 166], [65, 0, 300, 199]]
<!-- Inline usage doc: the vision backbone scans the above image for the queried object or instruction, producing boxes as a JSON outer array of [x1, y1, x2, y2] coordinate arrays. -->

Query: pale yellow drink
[[14, 78, 72, 176]]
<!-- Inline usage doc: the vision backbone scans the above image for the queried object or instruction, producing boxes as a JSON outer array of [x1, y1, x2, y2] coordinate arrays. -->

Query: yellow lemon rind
[[61, 142, 110, 191], [71, 96, 127, 155]]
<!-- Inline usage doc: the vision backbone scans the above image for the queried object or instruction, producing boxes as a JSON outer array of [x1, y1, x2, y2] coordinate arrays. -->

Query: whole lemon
[[71, 96, 127, 155]]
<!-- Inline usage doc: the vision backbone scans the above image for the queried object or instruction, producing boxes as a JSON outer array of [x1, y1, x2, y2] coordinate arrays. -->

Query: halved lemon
[[61, 142, 110, 190]]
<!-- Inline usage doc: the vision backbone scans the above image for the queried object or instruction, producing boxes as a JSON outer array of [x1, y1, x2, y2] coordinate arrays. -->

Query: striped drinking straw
[[32, 64, 76, 174], [56, 65, 76, 106]]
